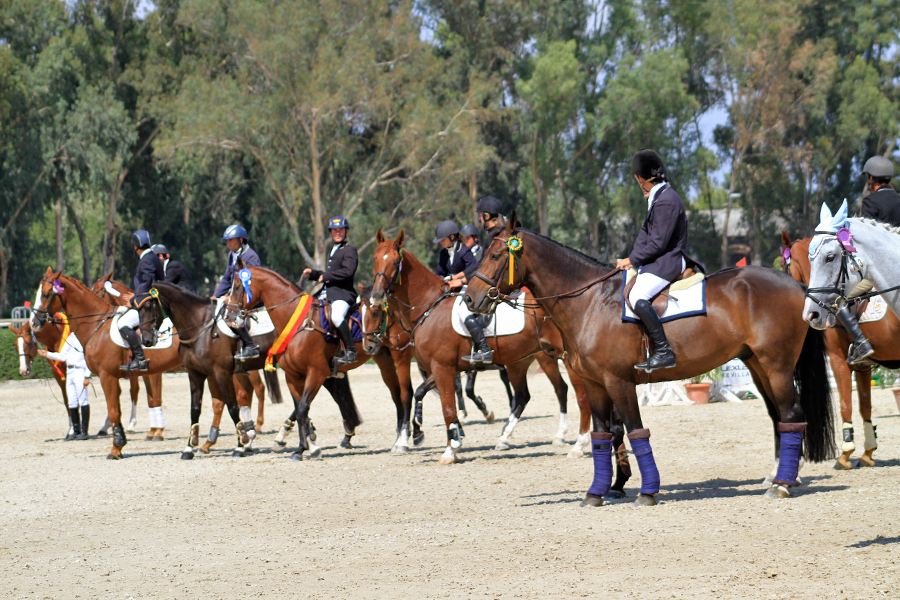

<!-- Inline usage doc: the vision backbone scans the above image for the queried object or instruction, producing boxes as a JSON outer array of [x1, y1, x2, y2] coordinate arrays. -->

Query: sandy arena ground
[[1, 364, 899, 599]]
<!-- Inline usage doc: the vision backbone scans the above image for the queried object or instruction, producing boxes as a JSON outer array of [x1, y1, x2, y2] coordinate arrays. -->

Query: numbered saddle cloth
[[110, 306, 176, 349], [215, 297, 275, 337], [621, 269, 707, 324], [450, 289, 526, 337], [859, 294, 888, 323]]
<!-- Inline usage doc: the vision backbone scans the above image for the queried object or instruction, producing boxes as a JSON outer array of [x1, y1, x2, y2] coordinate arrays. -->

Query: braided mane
[[851, 217, 900, 235]]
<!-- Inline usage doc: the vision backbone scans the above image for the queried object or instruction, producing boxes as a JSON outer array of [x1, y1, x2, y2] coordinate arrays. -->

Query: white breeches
[[331, 300, 350, 327], [66, 367, 90, 408], [118, 308, 140, 329], [628, 272, 671, 307]]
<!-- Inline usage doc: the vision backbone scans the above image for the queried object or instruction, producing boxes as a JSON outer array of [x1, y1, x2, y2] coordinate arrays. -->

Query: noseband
[[805, 228, 861, 316]]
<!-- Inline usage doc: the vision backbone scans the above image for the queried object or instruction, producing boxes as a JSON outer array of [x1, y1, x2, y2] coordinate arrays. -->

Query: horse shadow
[[847, 536, 900, 548]]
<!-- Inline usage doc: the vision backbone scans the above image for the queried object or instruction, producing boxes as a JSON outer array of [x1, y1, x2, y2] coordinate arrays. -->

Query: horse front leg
[[125, 375, 140, 433], [465, 371, 495, 423], [433, 364, 461, 464], [247, 369, 266, 429], [201, 397, 225, 454], [145, 373, 165, 441], [182, 370, 206, 460], [234, 373, 258, 452], [829, 339, 856, 470], [854, 367, 877, 467], [290, 371, 328, 462], [496, 359, 532, 450], [537, 353, 569, 444], [566, 366, 592, 458], [373, 353, 409, 454], [606, 379, 658, 508], [411, 372, 434, 448], [101, 373, 125, 460]]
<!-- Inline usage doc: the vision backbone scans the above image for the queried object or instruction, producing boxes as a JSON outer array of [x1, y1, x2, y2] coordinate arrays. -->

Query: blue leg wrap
[[773, 429, 803, 486], [630, 438, 660, 495], [587, 433, 614, 497]]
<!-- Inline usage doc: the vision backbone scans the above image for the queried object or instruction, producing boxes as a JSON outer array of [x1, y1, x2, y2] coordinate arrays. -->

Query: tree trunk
[[55, 199, 64, 272], [102, 172, 126, 276], [530, 130, 548, 236], [721, 151, 742, 269], [0, 248, 8, 314], [64, 192, 92, 286], [310, 118, 325, 269]]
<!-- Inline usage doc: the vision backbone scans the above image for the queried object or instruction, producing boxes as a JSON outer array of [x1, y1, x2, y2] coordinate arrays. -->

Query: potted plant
[[684, 367, 723, 405]]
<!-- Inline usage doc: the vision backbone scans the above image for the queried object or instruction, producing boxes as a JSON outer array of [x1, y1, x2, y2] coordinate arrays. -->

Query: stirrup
[[234, 345, 260, 360], [335, 349, 358, 365], [847, 341, 874, 365], [121, 358, 149, 372], [463, 349, 493, 364], [634, 350, 676, 372]]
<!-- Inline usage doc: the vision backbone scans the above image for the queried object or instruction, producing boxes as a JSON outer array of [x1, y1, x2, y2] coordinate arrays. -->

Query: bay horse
[[367, 230, 601, 465], [464, 214, 834, 506], [782, 232, 892, 469], [10, 320, 73, 437], [221, 262, 416, 460], [31, 269, 182, 459], [138, 282, 295, 458], [91, 274, 167, 439]]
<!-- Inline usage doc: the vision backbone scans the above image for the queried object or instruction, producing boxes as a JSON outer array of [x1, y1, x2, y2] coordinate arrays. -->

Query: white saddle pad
[[859, 294, 888, 323], [451, 289, 526, 337], [621, 270, 707, 324], [215, 297, 275, 337], [110, 307, 175, 350]]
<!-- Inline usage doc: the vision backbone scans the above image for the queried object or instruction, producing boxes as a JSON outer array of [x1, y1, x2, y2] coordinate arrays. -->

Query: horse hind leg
[[454, 374, 467, 419], [537, 353, 568, 444], [832, 351, 857, 470], [465, 371, 494, 423], [496, 360, 531, 451], [854, 368, 877, 467]]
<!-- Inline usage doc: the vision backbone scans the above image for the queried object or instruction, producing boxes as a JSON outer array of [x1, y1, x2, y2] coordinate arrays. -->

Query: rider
[[118, 230, 165, 372], [213, 224, 261, 360], [828, 157, 895, 365], [303, 216, 359, 365], [616, 149, 691, 372], [39, 335, 91, 440], [461, 224, 480, 256], [152, 244, 197, 293], [434, 220, 493, 363]]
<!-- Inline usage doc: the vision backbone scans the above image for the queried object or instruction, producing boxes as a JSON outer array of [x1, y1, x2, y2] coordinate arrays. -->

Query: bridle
[[360, 299, 413, 352], [373, 247, 404, 297], [32, 278, 64, 328], [805, 228, 863, 316]]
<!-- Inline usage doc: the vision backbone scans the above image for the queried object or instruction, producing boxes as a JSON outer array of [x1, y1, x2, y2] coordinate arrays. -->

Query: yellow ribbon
[[507, 235, 523, 285]]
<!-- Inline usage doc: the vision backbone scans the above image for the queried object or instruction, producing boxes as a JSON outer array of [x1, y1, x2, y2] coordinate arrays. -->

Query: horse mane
[[851, 217, 900, 235], [253, 266, 303, 292], [153, 281, 213, 305], [519, 228, 618, 272]]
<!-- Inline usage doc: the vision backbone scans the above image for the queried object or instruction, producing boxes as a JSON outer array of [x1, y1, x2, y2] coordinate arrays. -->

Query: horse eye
[[490, 253, 501, 260], [825, 254, 835, 263]]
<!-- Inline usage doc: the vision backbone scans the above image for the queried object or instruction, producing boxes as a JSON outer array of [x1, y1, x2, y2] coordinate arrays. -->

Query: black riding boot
[[78, 405, 90, 440], [335, 321, 358, 365], [632, 299, 677, 371], [232, 326, 260, 361], [67, 407, 81, 441], [119, 327, 148, 372], [462, 314, 493, 364], [836, 307, 874, 365]]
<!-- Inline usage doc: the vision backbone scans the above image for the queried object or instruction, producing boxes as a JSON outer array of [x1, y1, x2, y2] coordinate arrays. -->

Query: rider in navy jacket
[[213, 224, 262, 360], [118, 230, 164, 372], [152, 244, 197, 293]]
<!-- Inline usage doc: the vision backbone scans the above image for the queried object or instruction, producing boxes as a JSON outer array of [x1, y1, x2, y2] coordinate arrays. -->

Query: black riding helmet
[[631, 149, 667, 182], [461, 224, 479, 239], [131, 230, 152, 249], [476, 196, 502, 215], [433, 220, 459, 243]]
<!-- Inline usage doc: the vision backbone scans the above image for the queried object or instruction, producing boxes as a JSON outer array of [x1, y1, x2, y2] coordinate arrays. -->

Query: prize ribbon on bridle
[[239, 268, 253, 301], [836, 227, 857, 253], [395, 248, 404, 285], [507, 235, 523, 285]]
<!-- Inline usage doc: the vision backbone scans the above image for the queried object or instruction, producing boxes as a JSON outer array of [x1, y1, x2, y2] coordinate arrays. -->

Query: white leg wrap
[[17, 338, 26, 376], [503, 414, 519, 439], [555, 413, 569, 441], [148, 406, 164, 429], [863, 421, 877, 451], [841, 422, 855, 453], [395, 429, 410, 449], [240, 406, 252, 424], [568, 432, 590, 457], [441, 446, 457, 462], [130, 401, 137, 423], [307, 437, 320, 454]]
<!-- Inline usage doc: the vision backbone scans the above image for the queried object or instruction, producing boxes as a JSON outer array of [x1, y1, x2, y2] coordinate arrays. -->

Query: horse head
[[137, 288, 167, 347], [11, 322, 37, 377], [804, 200, 858, 330], [358, 282, 384, 356], [223, 258, 262, 328], [32, 267, 65, 332], [464, 211, 525, 314], [370, 229, 405, 306]]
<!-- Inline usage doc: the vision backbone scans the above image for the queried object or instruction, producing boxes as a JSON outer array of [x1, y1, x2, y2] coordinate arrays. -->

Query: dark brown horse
[[31, 269, 182, 459], [464, 215, 834, 506], [367, 230, 600, 465], [222, 263, 419, 459], [138, 282, 291, 458], [782, 232, 893, 469]]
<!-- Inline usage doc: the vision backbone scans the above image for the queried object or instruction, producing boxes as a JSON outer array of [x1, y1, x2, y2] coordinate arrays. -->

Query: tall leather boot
[[335, 321, 358, 365], [632, 299, 676, 371], [836, 307, 874, 365], [232, 326, 260, 360], [119, 327, 149, 372], [78, 405, 90, 440], [462, 314, 493, 364], [67, 407, 81, 441]]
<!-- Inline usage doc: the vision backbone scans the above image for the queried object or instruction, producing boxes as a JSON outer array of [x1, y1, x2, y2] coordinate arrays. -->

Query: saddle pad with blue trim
[[621, 271, 707, 324]]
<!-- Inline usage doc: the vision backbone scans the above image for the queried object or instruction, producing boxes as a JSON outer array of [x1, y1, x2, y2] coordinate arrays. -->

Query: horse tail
[[794, 327, 836, 462], [264, 369, 284, 404], [322, 376, 363, 432]]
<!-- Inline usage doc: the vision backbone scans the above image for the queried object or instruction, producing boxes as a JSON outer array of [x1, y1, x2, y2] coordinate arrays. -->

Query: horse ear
[[357, 283, 364, 293], [99, 272, 112, 283], [51, 269, 62, 280], [781, 231, 792, 248], [506, 211, 517, 233], [376, 229, 385, 244], [44, 266, 53, 278], [396, 230, 405, 248], [236, 257, 245, 269]]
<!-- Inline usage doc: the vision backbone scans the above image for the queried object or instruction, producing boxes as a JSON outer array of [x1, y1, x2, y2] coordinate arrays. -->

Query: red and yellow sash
[[264, 294, 312, 371], [52, 312, 70, 380]]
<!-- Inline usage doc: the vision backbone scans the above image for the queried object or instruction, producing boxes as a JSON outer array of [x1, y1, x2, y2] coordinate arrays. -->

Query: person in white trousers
[[39, 335, 92, 440]]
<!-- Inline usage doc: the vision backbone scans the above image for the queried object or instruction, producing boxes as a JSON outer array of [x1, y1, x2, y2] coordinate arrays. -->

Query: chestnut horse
[[222, 263, 420, 459], [367, 230, 599, 465], [32, 269, 182, 459], [782, 232, 894, 469], [10, 320, 74, 436], [91, 274, 167, 439], [464, 215, 834, 506]]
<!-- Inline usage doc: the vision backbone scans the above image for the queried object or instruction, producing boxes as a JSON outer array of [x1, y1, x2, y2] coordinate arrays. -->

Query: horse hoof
[[833, 457, 853, 470], [764, 484, 791, 499], [340, 440, 353, 450], [567, 449, 585, 458], [106, 453, 119, 460], [232, 450, 247, 458], [762, 476, 774, 486], [857, 454, 876, 468], [290, 452, 304, 462], [484, 411, 495, 424], [633, 493, 658, 507], [152, 435, 165, 442], [579, 493, 603, 508], [413, 432, 425, 447], [199, 445, 211, 455], [495, 441, 510, 451], [180, 451, 194, 460], [606, 489, 626, 500], [553, 437, 566, 446], [438, 455, 458, 465], [273, 440, 287, 449], [144, 435, 154, 441], [392, 445, 410, 454], [96, 430, 109, 437], [307, 447, 322, 460]]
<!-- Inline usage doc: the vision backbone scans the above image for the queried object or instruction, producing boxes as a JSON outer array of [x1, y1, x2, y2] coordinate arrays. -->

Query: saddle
[[623, 267, 703, 316]]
